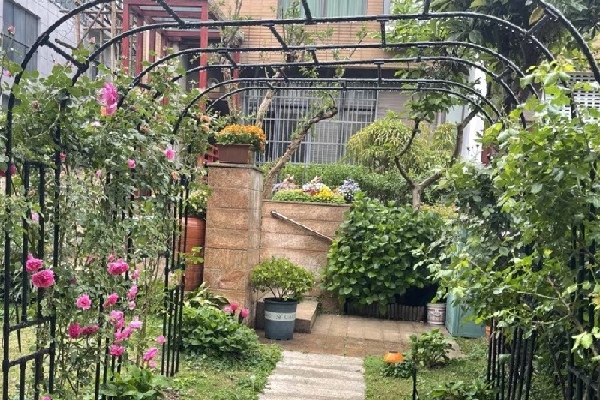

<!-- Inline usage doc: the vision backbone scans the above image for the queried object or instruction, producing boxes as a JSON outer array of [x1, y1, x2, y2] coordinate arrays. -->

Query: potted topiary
[[250, 257, 314, 340]]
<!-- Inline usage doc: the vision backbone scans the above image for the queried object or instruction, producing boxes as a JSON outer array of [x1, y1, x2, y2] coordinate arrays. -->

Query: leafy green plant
[[184, 283, 230, 309], [250, 257, 315, 301], [99, 365, 170, 400], [185, 184, 211, 218], [381, 359, 415, 379], [180, 306, 259, 358], [323, 194, 447, 306], [428, 380, 495, 400], [409, 329, 452, 368]]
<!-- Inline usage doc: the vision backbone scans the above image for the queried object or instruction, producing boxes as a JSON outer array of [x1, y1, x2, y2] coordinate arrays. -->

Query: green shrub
[[381, 359, 415, 379], [184, 282, 230, 309], [322, 194, 446, 306], [279, 163, 409, 203], [250, 257, 314, 301], [180, 306, 259, 358], [428, 380, 495, 400], [409, 329, 452, 368], [99, 365, 170, 400]]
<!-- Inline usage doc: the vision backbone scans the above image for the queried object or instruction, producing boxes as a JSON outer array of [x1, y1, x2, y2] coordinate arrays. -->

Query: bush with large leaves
[[322, 194, 447, 306]]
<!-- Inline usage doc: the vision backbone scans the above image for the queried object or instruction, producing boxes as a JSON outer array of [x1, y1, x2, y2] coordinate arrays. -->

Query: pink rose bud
[[7, 25, 15, 35], [240, 308, 249, 318], [127, 159, 136, 169]]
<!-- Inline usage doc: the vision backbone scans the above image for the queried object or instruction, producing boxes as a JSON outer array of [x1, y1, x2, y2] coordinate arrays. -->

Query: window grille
[[243, 82, 377, 164], [277, 0, 367, 18]]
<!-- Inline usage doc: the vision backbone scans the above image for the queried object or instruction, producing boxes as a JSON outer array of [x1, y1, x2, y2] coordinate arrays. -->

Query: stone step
[[258, 351, 365, 400], [255, 299, 319, 333]]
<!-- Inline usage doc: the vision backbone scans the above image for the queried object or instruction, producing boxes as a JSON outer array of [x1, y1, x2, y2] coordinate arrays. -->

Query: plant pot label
[[265, 311, 297, 322]]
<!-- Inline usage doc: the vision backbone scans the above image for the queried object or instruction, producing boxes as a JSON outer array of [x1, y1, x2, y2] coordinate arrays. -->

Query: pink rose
[[104, 293, 118, 308], [240, 308, 249, 318], [230, 302, 239, 312], [115, 327, 133, 342], [31, 212, 39, 223], [81, 325, 99, 336], [223, 305, 233, 314], [128, 300, 135, 310], [143, 347, 158, 362], [95, 169, 102, 177], [156, 335, 166, 344], [25, 254, 43, 273], [7, 25, 15, 35], [127, 285, 138, 301], [127, 159, 136, 169], [31, 270, 55, 288], [131, 269, 140, 280], [107, 258, 128, 276], [164, 148, 176, 161], [76, 294, 92, 310], [148, 360, 156, 369], [109, 310, 124, 326], [99, 82, 118, 108], [129, 316, 142, 330], [109, 344, 125, 357], [89, 37, 96, 44], [67, 322, 81, 339]]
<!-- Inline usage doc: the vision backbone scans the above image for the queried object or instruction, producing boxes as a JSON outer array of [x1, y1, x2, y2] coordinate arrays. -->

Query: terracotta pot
[[180, 217, 206, 291], [383, 351, 404, 364], [218, 144, 254, 164]]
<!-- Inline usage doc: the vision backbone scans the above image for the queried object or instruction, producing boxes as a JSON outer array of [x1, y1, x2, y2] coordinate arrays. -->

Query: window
[[3, 0, 39, 71], [278, 0, 367, 18]]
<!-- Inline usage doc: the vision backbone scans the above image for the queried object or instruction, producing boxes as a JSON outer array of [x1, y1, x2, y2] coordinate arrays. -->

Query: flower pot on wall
[[218, 144, 254, 164], [180, 217, 206, 291], [263, 298, 298, 340]]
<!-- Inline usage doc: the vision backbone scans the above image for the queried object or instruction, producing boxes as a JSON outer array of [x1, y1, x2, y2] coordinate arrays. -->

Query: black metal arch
[[202, 85, 495, 124], [172, 76, 501, 135]]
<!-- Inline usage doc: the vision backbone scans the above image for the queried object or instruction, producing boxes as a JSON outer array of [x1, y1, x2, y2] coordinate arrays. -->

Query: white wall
[[0, 0, 75, 76]]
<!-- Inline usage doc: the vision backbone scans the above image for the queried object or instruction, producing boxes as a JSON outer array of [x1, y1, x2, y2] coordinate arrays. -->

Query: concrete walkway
[[258, 351, 365, 400]]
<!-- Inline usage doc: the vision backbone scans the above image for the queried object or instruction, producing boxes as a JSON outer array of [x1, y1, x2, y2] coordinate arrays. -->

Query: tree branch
[[398, 118, 421, 158], [394, 156, 415, 188]]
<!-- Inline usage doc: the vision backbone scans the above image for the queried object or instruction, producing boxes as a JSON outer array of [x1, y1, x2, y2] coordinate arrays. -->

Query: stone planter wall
[[203, 163, 350, 324]]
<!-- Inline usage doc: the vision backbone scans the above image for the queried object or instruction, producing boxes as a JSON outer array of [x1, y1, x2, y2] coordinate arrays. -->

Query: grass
[[171, 344, 282, 400], [365, 337, 488, 400], [364, 337, 562, 400]]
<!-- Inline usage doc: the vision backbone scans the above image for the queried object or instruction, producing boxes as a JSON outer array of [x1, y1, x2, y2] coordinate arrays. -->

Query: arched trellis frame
[[3, 0, 600, 399]]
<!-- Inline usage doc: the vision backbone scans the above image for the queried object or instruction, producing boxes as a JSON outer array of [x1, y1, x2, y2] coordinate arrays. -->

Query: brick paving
[[257, 314, 462, 358]]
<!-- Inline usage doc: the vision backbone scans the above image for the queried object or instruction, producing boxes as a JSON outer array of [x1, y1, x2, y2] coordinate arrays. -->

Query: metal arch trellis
[[2, 0, 600, 399]]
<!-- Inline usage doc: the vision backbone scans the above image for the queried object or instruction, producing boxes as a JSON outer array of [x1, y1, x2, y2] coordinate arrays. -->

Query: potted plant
[[250, 257, 314, 340], [215, 124, 266, 164], [181, 184, 210, 291]]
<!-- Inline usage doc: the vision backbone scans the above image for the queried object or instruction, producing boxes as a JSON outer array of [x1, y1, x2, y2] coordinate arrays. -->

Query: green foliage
[[381, 359, 415, 379], [279, 162, 409, 203], [184, 283, 230, 309], [271, 188, 345, 204], [250, 257, 315, 301], [428, 380, 495, 400], [409, 329, 452, 368], [346, 113, 456, 188], [180, 306, 260, 359], [99, 366, 170, 400], [323, 194, 447, 306]]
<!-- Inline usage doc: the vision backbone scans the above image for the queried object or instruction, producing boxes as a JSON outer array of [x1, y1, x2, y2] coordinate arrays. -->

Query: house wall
[[0, 0, 75, 76], [219, 0, 392, 66]]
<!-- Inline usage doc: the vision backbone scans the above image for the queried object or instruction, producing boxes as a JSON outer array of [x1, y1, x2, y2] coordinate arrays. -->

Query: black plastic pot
[[264, 298, 298, 340]]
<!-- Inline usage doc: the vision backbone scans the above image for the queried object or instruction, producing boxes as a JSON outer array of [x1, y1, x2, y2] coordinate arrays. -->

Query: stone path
[[258, 351, 365, 400]]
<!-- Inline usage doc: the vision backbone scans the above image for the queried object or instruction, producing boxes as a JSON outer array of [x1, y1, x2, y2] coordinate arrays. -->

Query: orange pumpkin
[[383, 351, 404, 364]]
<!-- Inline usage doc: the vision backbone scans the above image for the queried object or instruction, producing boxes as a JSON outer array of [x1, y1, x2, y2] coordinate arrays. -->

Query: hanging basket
[[217, 144, 255, 164]]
